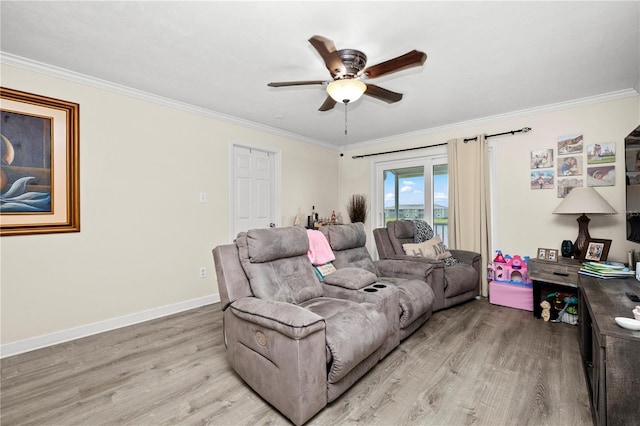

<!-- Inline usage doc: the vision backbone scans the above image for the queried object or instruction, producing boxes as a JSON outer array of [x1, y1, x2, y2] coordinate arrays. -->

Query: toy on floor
[[540, 300, 551, 322]]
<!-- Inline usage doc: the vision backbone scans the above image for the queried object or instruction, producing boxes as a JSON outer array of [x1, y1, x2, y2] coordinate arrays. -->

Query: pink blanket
[[306, 229, 335, 265]]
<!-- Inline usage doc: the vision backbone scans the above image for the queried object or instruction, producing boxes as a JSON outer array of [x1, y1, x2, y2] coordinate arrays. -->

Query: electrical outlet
[[199, 192, 207, 203], [199, 267, 207, 278]]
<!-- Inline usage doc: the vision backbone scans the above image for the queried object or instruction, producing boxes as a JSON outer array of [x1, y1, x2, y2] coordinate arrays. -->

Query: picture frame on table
[[537, 248, 547, 260], [580, 238, 612, 262], [537, 247, 559, 262], [0, 88, 80, 236]]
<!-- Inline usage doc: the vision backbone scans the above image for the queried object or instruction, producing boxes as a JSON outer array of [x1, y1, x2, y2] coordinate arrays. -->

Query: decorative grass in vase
[[346, 194, 368, 224]]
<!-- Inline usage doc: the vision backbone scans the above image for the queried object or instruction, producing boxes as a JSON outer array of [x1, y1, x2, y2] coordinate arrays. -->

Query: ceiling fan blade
[[268, 80, 326, 87], [360, 50, 427, 79], [318, 96, 337, 111], [364, 84, 403, 103], [308, 35, 346, 77]]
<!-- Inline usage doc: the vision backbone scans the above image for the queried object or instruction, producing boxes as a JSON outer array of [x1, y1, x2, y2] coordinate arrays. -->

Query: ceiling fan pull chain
[[344, 100, 349, 135]]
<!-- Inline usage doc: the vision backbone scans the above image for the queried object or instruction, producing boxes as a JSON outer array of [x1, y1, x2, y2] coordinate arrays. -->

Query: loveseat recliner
[[212, 226, 394, 425], [319, 222, 435, 340], [373, 220, 481, 311]]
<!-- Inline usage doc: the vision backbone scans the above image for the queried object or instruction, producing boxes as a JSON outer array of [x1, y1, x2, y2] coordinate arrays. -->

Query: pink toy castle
[[487, 251, 532, 287]]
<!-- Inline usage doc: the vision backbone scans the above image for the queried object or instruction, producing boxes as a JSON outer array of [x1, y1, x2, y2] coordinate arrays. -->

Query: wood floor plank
[[1, 300, 593, 426]]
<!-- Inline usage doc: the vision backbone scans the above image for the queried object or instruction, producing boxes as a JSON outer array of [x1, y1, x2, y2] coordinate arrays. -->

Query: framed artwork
[[580, 239, 612, 262], [558, 134, 583, 155], [531, 170, 554, 189], [557, 178, 583, 198], [530, 149, 553, 169], [537, 248, 558, 262], [557, 155, 583, 177], [587, 165, 615, 187], [587, 143, 615, 164], [1, 88, 80, 236]]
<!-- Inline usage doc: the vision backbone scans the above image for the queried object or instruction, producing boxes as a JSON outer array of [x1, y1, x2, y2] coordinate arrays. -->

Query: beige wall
[[0, 64, 339, 344], [340, 95, 640, 263], [2, 62, 639, 348]]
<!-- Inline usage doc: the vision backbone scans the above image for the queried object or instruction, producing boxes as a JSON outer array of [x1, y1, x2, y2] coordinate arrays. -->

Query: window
[[373, 149, 449, 245]]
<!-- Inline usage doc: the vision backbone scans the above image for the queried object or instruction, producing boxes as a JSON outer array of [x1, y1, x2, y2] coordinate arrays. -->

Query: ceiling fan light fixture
[[326, 79, 366, 104]]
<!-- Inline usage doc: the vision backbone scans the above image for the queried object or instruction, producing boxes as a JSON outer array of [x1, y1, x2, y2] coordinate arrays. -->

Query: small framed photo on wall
[[531, 149, 554, 169], [587, 143, 615, 164], [557, 156, 583, 177], [531, 170, 554, 189], [558, 134, 583, 155], [557, 178, 583, 198], [587, 166, 615, 187]]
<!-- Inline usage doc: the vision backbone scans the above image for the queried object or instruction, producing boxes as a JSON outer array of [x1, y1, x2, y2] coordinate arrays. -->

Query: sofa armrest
[[323, 267, 378, 290], [230, 297, 325, 340], [374, 258, 434, 281], [449, 249, 481, 266]]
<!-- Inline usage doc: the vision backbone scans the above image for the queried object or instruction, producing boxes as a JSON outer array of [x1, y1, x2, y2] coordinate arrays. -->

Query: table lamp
[[552, 187, 617, 258]]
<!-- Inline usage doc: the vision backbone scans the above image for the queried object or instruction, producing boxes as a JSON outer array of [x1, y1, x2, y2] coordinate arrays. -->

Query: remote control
[[625, 292, 640, 302]]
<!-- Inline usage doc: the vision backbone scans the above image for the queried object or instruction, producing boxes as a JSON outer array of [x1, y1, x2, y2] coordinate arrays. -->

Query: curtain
[[448, 135, 491, 296]]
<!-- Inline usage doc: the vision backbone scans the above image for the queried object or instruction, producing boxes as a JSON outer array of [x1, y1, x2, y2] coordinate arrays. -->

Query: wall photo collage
[[530, 133, 616, 197]]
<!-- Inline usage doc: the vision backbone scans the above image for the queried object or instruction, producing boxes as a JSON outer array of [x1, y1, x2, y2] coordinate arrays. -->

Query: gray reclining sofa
[[373, 220, 481, 311], [212, 225, 436, 425]]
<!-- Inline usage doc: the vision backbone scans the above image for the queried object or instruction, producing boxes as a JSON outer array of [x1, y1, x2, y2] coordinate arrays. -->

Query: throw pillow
[[402, 235, 452, 260]]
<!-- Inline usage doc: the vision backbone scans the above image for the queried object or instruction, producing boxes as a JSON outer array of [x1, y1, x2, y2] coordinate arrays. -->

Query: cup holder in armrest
[[373, 284, 387, 289], [363, 288, 378, 292]]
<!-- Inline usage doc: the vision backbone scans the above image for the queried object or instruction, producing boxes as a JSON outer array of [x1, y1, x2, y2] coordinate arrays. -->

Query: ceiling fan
[[268, 35, 427, 111]]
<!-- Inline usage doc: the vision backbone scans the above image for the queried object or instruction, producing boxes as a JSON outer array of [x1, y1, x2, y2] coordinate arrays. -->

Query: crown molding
[[340, 88, 640, 151], [0, 52, 338, 150], [3, 52, 637, 153]]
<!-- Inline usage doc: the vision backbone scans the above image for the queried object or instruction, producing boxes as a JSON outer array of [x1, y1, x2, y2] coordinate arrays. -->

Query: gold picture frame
[[1, 88, 80, 236]]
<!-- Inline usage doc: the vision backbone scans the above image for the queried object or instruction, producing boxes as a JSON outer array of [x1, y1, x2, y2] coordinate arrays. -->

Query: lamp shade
[[552, 187, 617, 215], [326, 79, 366, 103]]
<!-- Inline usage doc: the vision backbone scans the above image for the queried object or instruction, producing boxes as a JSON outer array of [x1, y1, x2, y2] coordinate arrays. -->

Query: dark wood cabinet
[[578, 276, 640, 426], [529, 257, 581, 318]]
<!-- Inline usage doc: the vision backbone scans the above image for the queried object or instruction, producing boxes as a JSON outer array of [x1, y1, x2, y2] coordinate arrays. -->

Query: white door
[[232, 145, 279, 240]]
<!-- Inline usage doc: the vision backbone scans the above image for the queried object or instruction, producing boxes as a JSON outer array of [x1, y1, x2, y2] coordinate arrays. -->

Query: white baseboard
[[0, 294, 220, 359]]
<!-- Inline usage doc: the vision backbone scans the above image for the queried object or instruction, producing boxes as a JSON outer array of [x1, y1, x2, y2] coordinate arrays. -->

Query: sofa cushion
[[236, 228, 324, 304], [402, 235, 452, 260], [323, 267, 377, 290], [300, 297, 389, 384], [322, 223, 367, 250], [246, 226, 309, 263], [378, 277, 434, 328], [389, 220, 414, 239]]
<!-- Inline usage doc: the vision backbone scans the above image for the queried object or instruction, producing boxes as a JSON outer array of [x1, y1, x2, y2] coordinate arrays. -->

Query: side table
[[528, 257, 582, 318]]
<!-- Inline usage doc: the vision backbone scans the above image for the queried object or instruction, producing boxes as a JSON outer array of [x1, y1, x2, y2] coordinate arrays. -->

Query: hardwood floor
[[1, 299, 592, 425]]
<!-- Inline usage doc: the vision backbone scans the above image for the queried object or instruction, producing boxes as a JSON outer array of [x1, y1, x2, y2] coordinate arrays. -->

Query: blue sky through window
[[384, 173, 448, 208]]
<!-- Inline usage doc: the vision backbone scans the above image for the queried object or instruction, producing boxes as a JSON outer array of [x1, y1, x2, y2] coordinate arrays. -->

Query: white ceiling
[[1, 1, 638, 149]]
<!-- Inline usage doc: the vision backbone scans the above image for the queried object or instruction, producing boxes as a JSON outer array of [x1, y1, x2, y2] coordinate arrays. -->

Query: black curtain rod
[[350, 127, 532, 159]]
